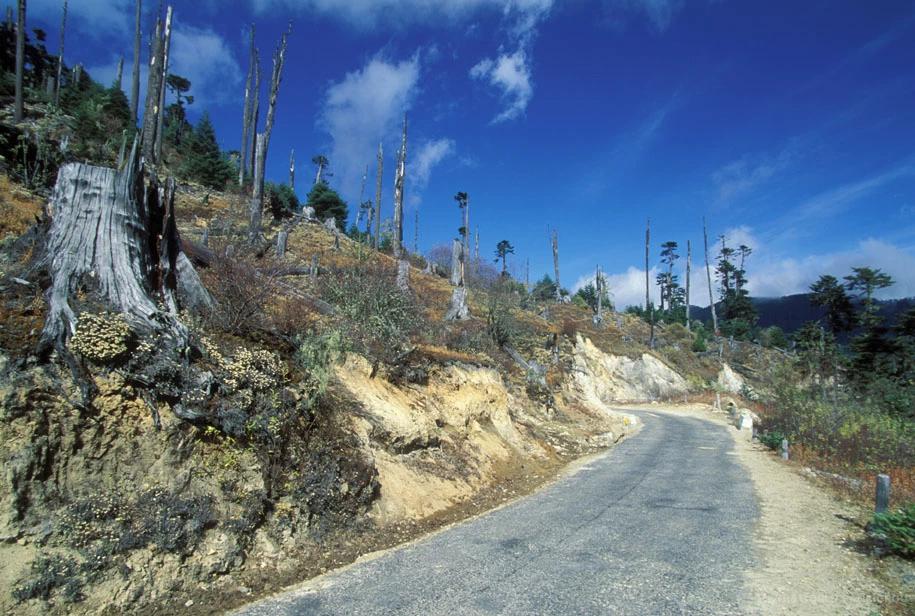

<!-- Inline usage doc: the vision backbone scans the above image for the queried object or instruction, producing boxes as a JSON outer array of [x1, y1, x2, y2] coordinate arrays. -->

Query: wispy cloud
[[319, 52, 421, 200], [410, 138, 456, 190], [468, 0, 553, 123], [31, 0, 132, 35], [248, 0, 549, 29], [602, 0, 686, 32], [789, 158, 915, 226], [86, 22, 242, 116], [470, 48, 533, 123], [169, 24, 243, 109]]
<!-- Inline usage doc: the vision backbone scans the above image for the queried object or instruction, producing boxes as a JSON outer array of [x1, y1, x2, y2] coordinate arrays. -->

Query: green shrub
[[323, 264, 421, 358], [870, 502, 915, 558], [757, 430, 786, 451]]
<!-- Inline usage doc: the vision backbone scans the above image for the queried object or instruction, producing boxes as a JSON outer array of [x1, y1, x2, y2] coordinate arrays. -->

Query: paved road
[[233, 409, 759, 615]]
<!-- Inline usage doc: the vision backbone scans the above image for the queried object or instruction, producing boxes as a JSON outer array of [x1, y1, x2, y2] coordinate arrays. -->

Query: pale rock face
[[716, 363, 745, 394], [568, 335, 689, 405]]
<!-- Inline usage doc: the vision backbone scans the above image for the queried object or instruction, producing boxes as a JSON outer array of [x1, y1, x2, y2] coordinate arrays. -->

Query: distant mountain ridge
[[690, 294, 915, 334]]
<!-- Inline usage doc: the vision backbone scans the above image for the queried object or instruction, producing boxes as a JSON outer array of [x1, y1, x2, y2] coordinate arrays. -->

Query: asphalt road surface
[[233, 409, 759, 615]]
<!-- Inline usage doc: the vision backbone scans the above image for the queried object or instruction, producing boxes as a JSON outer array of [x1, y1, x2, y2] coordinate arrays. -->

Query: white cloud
[[30, 0, 132, 34], [586, 266, 659, 311], [168, 24, 243, 108], [747, 239, 915, 300], [470, 48, 533, 123], [86, 22, 241, 121], [410, 138, 456, 190], [320, 53, 421, 200], [248, 0, 551, 29]]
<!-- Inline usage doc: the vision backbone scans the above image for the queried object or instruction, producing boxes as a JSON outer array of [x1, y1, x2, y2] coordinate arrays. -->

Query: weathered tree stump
[[39, 140, 211, 354], [444, 287, 470, 321]]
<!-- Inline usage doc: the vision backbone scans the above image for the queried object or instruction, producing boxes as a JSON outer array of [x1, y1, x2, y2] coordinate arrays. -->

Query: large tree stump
[[39, 140, 211, 354]]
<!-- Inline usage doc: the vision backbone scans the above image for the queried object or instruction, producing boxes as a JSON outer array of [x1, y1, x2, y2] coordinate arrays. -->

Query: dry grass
[[0, 176, 44, 239]]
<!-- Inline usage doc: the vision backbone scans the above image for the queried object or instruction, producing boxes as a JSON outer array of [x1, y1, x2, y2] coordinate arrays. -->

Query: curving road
[[233, 409, 759, 616]]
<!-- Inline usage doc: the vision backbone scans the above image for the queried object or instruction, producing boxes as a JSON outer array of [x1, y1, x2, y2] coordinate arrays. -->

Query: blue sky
[[23, 0, 915, 309]]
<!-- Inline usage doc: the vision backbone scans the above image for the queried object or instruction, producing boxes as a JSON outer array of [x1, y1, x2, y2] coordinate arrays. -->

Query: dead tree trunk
[[355, 164, 367, 230], [114, 57, 123, 90], [238, 24, 255, 187], [393, 114, 407, 259], [39, 139, 211, 355], [248, 61, 261, 180], [645, 217, 650, 311], [549, 225, 560, 302], [247, 25, 289, 245], [141, 16, 165, 163], [289, 148, 294, 190], [153, 5, 173, 163], [130, 0, 141, 123], [686, 239, 691, 330], [444, 287, 470, 321], [54, 1, 66, 107], [594, 264, 603, 326], [374, 141, 383, 249], [646, 217, 654, 348], [450, 238, 463, 286], [247, 133, 266, 244], [13, 0, 25, 124], [703, 217, 718, 334]]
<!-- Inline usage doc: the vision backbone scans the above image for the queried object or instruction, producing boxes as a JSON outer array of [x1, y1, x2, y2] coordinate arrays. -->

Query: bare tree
[[549, 225, 561, 302], [130, 0, 141, 123], [703, 217, 718, 334], [594, 264, 604, 325], [374, 141, 382, 249], [140, 12, 165, 163], [248, 59, 262, 180], [54, 0, 66, 106], [114, 57, 123, 89], [355, 163, 367, 230], [392, 113, 407, 259], [153, 5, 173, 163], [289, 148, 295, 189], [686, 239, 691, 330], [238, 24, 255, 186], [247, 24, 289, 244], [646, 217, 654, 348], [13, 0, 25, 123]]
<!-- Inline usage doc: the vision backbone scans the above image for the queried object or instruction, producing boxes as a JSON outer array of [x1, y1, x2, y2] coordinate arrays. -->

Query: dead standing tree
[[13, 0, 25, 123], [393, 114, 410, 290], [703, 217, 718, 334], [54, 1, 66, 106], [686, 240, 691, 330], [39, 139, 211, 355], [548, 224, 561, 302], [153, 6, 173, 163], [130, 0, 141, 123], [140, 7, 169, 164], [238, 24, 255, 186], [373, 141, 383, 249], [247, 24, 290, 245]]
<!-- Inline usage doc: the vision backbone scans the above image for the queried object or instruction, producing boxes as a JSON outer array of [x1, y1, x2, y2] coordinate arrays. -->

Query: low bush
[[870, 502, 915, 558]]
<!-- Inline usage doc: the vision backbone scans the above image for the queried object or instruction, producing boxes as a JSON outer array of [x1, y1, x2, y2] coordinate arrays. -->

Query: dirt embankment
[[1, 332, 654, 616]]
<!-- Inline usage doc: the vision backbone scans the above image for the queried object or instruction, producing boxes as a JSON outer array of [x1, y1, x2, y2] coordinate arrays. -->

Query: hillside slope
[[0, 177, 775, 615]]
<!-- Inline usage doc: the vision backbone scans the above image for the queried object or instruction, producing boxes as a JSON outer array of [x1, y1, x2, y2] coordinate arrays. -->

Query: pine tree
[[181, 110, 232, 190]]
